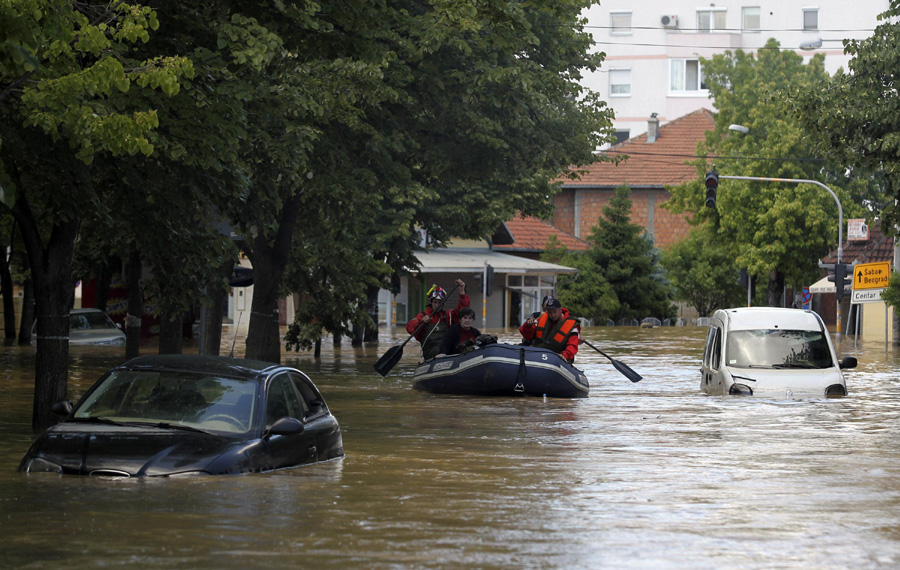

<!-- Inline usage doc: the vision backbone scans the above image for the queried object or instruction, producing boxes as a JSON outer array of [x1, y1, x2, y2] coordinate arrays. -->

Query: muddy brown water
[[2, 326, 899, 569]]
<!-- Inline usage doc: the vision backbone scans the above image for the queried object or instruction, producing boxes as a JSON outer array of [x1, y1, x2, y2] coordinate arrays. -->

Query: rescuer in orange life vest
[[519, 296, 579, 363]]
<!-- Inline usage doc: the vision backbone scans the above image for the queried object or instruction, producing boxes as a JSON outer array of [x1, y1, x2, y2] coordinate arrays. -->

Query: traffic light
[[827, 263, 853, 300], [705, 170, 719, 208]]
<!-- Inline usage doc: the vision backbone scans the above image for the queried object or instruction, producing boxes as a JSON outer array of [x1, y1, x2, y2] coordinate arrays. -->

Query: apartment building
[[581, 1, 886, 141]]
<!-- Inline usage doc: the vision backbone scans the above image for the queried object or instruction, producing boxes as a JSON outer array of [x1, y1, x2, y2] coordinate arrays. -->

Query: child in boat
[[436, 307, 481, 357], [519, 296, 579, 363]]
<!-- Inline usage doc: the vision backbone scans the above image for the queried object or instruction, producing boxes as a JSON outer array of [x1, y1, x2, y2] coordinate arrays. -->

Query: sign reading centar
[[854, 261, 891, 290]]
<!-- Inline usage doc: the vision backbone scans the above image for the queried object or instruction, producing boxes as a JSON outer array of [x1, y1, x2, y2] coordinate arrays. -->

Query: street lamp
[[799, 38, 847, 51], [799, 38, 823, 50], [718, 174, 845, 341], [728, 124, 750, 134]]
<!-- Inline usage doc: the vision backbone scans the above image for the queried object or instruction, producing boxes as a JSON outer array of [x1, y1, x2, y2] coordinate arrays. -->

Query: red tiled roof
[[494, 215, 589, 252], [821, 220, 894, 265], [563, 109, 716, 188]]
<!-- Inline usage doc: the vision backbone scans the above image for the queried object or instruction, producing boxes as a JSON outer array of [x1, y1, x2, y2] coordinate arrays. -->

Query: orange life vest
[[533, 313, 578, 354]]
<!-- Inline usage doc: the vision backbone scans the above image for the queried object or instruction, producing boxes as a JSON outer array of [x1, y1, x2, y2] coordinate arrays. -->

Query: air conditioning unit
[[660, 14, 678, 28]]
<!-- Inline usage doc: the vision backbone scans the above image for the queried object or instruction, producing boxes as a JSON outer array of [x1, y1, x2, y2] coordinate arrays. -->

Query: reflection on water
[[2, 326, 900, 569]]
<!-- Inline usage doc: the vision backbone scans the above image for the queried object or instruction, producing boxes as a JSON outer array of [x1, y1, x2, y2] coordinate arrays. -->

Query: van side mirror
[[839, 356, 858, 370]]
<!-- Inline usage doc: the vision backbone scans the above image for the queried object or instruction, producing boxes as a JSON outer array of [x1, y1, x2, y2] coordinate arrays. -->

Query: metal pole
[[482, 262, 487, 331], [719, 175, 843, 341], [747, 275, 752, 307]]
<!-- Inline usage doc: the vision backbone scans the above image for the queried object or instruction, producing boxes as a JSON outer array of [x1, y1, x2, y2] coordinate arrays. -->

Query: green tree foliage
[[665, 39, 866, 307], [0, 0, 193, 430], [541, 235, 619, 323], [589, 186, 674, 321], [544, 187, 675, 322], [788, 2, 900, 229], [661, 225, 745, 316]]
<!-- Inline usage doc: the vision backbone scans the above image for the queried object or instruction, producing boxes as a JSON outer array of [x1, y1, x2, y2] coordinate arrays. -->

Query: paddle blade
[[373, 345, 404, 377], [611, 358, 642, 383]]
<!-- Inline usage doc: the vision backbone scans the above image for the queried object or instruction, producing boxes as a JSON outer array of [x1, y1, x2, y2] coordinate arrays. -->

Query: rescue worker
[[519, 296, 579, 363], [406, 279, 469, 360]]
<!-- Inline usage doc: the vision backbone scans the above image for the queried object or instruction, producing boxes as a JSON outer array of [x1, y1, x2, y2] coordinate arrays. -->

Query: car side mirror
[[839, 356, 858, 370], [51, 400, 73, 417], [265, 416, 305, 437]]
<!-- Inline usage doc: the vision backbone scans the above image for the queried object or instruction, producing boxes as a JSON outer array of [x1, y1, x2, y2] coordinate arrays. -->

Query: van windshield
[[725, 329, 835, 369]]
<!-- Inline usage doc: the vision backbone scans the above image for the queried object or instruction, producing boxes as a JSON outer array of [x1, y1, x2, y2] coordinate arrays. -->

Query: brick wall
[[552, 188, 692, 250]]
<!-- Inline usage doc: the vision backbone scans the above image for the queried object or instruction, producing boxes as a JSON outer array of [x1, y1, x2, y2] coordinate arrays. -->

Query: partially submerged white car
[[700, 307, 856, 398]]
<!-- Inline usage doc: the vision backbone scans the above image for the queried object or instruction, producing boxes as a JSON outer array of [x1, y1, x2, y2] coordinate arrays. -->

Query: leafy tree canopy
[[665, 39, 869, 304]]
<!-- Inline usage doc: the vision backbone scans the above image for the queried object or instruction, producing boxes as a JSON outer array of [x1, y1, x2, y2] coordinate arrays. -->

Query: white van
[[700, 307, 856, 398]]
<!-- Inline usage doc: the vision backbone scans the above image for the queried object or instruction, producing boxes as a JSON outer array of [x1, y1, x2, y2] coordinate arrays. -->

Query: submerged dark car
[[19, 355, 344, 477]]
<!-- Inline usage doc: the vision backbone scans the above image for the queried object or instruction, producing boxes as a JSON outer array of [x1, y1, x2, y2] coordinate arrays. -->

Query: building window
[[614, 130, 630, 144], [670, 59, 707, 93], [803, 8, 818, 31], [610, 11, 632, 34], [742, 7, 760, 31], [609, 69, 631, 96], [697, 9, 727, 32]]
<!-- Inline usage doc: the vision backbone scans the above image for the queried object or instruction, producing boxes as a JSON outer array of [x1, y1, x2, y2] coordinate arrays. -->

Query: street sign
[[853, 261, 891, 290], [851, 288, 884, 304], [848, 218, 869, 241], [801, 287, 811, 309]]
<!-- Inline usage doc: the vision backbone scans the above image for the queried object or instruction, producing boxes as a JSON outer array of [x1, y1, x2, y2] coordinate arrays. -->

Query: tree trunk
[[314, 338, 321, 358], [124, 250, 143, 360], [766, 270, 785, 307], [158, 313, 183, 354], [244, 249, 281, 362], [0, 243, 16, 342], [364, 284, 379, 343], [14, 193, 80, 432], [244, 193, 302, 364], [95, 259, 116, 312], [333, 333, 341, 347], [352, 323, 363, 347], [200, 258, 235, 356], [17, 276, 33, 346]]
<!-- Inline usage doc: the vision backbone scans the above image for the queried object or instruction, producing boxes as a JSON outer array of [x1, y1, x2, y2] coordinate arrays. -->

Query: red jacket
[[520, 308, 579, 361], [406, 294, 471, 341]]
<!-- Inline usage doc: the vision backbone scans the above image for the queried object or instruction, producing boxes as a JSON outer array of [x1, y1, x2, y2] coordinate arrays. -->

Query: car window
[[266, 373, 305, 423], [702, 325, 718, 368], [290, 372, 324, 416], [725, 329, 835, 369], [73, 370, 258, 434], [710, 327, 721, 370]]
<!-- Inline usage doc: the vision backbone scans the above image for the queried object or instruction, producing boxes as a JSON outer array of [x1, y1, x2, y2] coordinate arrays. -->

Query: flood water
[[2, 326, 900, 569]]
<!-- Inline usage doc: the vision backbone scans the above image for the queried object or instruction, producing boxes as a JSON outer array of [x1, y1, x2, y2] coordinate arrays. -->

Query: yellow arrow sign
[[854, 261, 891, 290]]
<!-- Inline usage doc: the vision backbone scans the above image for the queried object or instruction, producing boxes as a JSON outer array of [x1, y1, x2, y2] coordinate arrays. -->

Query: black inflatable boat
[[412, 343, 589, 398]]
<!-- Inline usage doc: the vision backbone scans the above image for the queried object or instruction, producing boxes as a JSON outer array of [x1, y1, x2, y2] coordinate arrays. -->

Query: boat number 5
[[541, 354, 548, 360]]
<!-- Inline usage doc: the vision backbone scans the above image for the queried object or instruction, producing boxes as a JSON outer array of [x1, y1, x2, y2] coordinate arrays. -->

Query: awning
[[809, 276, 835, 294], [411, 248, 578, 275]]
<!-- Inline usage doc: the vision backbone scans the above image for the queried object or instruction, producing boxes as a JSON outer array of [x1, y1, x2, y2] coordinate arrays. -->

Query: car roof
[[716, 307, 824, 332], [116, 354, 288, 381]]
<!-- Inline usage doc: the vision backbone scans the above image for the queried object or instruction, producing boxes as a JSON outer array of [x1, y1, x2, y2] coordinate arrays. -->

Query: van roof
[[716, 307, 825, 332]]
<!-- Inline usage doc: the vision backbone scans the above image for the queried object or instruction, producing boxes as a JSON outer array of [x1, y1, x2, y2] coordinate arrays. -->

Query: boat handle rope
[[514, 348, 527, 392]]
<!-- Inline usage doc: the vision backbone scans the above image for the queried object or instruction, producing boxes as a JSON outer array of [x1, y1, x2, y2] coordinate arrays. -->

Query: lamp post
[[718, 174, 845, 341]]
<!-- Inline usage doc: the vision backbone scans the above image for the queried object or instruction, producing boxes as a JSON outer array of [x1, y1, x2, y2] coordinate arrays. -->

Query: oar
[[581, 339, 642, 382], [373, 283, 460, 377]]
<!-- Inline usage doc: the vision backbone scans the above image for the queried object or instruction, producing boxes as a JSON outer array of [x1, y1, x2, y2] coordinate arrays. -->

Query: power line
[[600, 150, 824, 163]]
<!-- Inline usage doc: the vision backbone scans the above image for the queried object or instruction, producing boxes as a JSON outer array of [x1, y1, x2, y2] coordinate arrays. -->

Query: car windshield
[[725, 329, 835, 369], [71, 312, 116, 330], [72, 370, 259, 435]]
